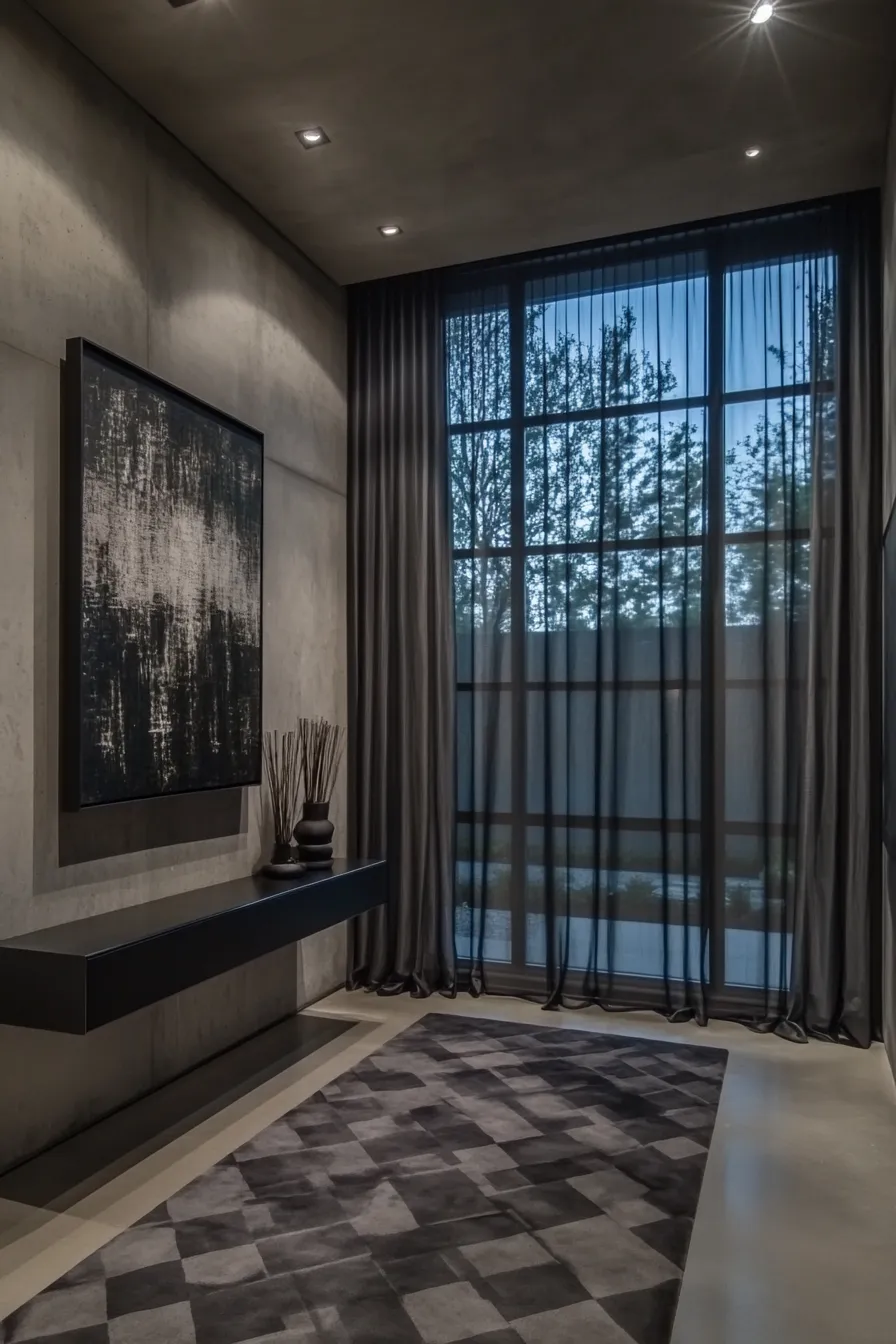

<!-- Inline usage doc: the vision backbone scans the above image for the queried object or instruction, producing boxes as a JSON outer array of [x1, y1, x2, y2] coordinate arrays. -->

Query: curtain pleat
[[347, 274, 456, 995], [789, 197, 882, 1044]]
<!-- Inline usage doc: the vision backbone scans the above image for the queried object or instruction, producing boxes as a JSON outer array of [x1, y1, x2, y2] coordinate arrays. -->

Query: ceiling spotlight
[[378, 224, 402, 237], [745, 145, 762, 158], [750, 1, 776, 22], [296, 127, 329, 148]]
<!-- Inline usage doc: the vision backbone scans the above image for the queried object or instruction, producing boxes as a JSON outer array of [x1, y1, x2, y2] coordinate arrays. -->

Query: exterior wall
[[0, 1, 347, 1167]]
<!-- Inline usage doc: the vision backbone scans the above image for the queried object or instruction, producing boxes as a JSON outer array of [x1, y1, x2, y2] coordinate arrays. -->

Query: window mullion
[[509, 282, 527, 971], [705, 253, 727, 997]]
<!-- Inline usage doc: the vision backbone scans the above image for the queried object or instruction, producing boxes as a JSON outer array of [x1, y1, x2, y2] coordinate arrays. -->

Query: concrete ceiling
[[27, 0, 896, 284]]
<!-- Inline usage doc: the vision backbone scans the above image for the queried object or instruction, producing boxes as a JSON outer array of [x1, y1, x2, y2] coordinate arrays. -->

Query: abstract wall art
[[62, 340, 263, 808]]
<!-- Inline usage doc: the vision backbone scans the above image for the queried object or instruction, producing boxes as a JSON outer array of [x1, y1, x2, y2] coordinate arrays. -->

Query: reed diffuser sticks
[[298, 717, 345, 803], [262, 729, 303, 846]]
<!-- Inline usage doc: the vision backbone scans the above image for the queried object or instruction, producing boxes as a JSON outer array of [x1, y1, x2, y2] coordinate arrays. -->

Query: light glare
[[750, 2, 776, 23], [297, 127, 329, 148]]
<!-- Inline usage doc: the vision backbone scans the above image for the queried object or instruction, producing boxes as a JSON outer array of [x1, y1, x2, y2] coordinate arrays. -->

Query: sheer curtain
[[447, 196, 880, 1036]]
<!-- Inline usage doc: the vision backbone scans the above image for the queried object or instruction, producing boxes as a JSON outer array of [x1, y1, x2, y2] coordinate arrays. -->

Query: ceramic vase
[[262, 840, 303, 878], [294, 801, 334, 869]]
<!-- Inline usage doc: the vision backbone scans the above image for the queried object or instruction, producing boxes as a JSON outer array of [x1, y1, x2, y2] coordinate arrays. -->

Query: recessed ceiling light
[[296, 127, 329, 149], [745, 145, 762, 158], [378, 224, 402, 237], [750, 1, 776, 23]]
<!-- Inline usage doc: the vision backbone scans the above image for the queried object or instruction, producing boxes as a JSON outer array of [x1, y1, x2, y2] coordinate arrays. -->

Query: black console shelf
[[0, 860, 385, 1034]]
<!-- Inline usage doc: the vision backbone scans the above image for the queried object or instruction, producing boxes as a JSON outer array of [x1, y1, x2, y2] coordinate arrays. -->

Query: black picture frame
[[62, 338, 264, 811]]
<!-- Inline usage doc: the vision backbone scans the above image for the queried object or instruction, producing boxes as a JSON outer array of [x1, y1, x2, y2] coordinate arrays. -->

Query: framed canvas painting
[[62, 339, 263, 809]]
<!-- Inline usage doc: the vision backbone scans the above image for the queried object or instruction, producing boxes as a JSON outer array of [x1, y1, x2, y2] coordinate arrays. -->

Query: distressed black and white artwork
[[66, 342, 262, 807]]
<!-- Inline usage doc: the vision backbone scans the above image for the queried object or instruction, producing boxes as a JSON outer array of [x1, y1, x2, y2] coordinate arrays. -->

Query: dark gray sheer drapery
[[788, 196, 881, 1044], [346, 195, 881, 1042], [347, 274, 457, 995], [445, 195, 880, 1040]]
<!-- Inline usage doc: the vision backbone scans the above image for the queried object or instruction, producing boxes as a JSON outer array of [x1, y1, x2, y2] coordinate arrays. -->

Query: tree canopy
[[449, 278, 832, 633]]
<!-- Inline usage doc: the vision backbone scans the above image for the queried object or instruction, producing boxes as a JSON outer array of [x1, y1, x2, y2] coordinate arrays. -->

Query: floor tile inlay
[[0, 1014, 727, 1344]]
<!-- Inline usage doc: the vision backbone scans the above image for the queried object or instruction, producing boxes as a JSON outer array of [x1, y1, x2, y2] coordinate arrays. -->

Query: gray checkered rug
[[2, 1014, 727, 1344]]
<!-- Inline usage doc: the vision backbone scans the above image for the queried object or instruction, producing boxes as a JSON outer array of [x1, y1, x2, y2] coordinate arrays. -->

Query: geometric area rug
[[1, 1014, 727, 1344]]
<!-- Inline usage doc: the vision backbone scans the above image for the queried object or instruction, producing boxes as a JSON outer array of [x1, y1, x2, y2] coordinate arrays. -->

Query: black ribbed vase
[[294, 801, 334, 870]]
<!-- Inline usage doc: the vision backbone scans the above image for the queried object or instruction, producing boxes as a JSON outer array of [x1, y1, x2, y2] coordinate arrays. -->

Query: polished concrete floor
[[0, 991, 895, 1343]]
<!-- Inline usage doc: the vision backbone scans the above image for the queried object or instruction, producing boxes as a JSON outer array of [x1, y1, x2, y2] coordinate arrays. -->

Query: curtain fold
[[347, 273, 456, 995], [788, 196, 882, 1044]]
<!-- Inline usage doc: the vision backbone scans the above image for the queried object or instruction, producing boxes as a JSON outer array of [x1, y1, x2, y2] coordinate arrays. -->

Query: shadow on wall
[[2, 2, 344, 413], [57, 794, 247, 867]]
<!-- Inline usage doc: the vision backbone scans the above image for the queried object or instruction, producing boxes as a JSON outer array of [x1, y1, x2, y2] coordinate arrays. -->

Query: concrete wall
[[883, 88, 896, 1086], [0, 1, 347, 1168]]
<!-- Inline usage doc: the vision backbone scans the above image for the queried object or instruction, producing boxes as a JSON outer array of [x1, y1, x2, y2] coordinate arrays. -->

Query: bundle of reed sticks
[[262, 729, 303, 844], [299, 717, 345, 803]]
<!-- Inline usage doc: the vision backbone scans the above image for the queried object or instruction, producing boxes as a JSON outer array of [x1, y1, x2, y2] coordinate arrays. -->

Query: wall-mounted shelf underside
[[0, 859, 386, 1034]]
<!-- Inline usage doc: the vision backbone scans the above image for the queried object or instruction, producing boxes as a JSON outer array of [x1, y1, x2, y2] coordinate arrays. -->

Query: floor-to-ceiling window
[[448, 213, 835, 1012]]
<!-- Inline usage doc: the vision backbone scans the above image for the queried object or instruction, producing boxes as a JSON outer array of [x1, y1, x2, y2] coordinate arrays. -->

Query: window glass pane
[[725, 255, 836, 393], [526, 547, 702, 632], [526, 622, 702, 685], [456, 690, 512, 814], [455, 555, 511, 630], [446, 306, 511, 425], [455, 558, 512, 683], [724, 834, 794, 989], [526, 689, 701, 820], [725, 397, 830, 534], [725, 688, 804, 827], [726, 619, 808, 684], [524, 827, 705, 978], [525, 411, 706, 546], [725, 540, 810, 627], [455, 823, 512, 964], [451, 430, 511, 549], [525, 263, 707, 415]]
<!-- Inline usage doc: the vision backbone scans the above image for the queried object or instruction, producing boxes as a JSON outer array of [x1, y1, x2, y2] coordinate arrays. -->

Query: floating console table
[[0, 859, 385, 1034]]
